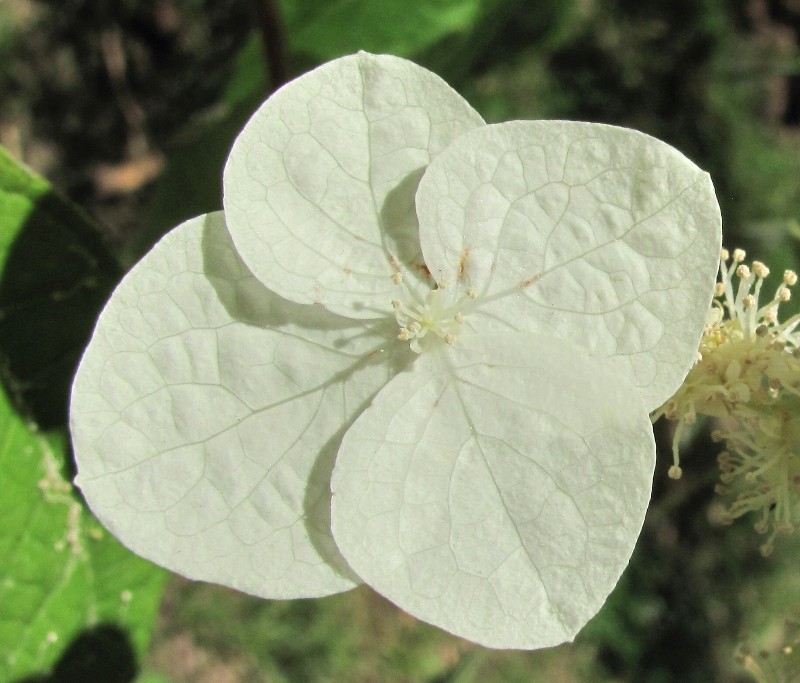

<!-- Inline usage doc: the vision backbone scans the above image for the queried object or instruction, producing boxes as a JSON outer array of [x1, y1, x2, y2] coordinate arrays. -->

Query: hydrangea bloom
[[70, 52, 722, 649]]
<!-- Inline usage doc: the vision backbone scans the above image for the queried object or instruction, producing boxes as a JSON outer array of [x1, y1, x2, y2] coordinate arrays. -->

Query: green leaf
[[0, 145, 121, 429], [0, 384, 167, 680], [222, 34, 269, 109], [0, 147, 167, 681], [280, 0, 484, 60]]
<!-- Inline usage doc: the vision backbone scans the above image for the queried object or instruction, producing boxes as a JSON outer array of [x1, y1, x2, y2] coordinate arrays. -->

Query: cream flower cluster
[[655, 248, 800, 555]]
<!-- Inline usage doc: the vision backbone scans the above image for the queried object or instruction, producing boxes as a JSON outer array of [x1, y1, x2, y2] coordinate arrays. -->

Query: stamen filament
[[656, 247, 800, 554], [390, 271, 475, 353]]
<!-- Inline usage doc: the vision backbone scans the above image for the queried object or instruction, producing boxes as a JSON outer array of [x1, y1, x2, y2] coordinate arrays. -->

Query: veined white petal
[[223, 52, 484, 317], [415, 121, 722, 410], [71, 212, 408, 599], [331, 333, 654, 649]]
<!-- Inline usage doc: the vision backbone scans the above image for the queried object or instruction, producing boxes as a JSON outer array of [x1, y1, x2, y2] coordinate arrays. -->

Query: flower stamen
[[655, 247, 800, 554], [390, 272, 474, 353]]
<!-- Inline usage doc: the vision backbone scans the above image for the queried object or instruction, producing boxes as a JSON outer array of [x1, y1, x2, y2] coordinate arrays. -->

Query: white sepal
[[331, 333, 655, 649]]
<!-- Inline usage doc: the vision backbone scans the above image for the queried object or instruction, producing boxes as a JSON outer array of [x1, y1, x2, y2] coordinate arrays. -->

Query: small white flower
[[70, 53, 721, 649]]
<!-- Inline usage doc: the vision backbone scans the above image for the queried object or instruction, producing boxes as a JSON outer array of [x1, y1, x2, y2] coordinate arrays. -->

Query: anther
[[392, 272, 403, 284], [737, 264, 751, 279], [785, 270, 798, 286], [720, 248, 730, 261], [392, 283, 470, 350], [714, 282, 725, 297], [733, 248, 746, 262], [752, 261, 770, 278], [467, 288, 478, 299]]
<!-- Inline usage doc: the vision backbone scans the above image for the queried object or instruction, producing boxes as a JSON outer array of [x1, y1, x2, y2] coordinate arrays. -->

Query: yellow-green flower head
[[656, 248, 800, 555]]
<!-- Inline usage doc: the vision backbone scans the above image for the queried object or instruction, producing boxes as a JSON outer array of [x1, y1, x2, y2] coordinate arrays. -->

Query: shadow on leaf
[[14, 624, 137, 683], [0, 190, 120, 432]]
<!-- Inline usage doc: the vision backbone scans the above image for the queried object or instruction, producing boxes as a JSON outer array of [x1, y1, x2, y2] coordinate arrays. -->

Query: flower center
[[390, 272, 476, 353]]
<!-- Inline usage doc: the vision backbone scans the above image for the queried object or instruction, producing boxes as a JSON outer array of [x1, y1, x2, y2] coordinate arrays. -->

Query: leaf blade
[[281, 0, 484, 59], [0, 145, 121, 429], [0, 391, 167, 680], [0, 146, 166, 681]]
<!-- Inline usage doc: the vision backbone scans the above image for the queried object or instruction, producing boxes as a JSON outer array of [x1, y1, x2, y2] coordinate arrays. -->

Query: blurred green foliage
[[3, 0, 800, 681], [279, 0, 484, 59]]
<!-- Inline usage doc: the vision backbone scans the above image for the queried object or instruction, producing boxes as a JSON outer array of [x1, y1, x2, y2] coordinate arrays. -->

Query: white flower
[[70, 53, 722, 649]]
